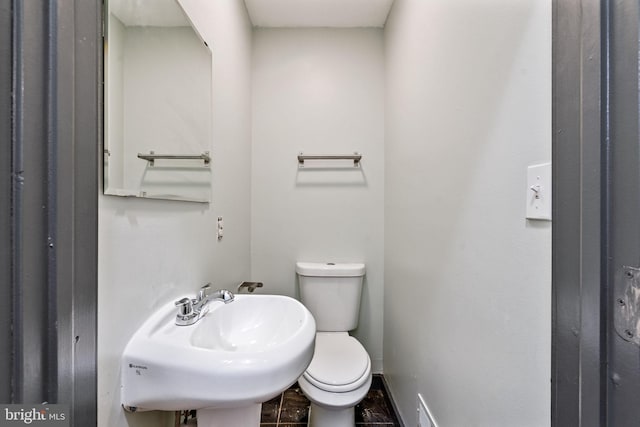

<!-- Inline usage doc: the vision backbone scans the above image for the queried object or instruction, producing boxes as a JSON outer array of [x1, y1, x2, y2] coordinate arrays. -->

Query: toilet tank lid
[[296, 262, 365, 277]]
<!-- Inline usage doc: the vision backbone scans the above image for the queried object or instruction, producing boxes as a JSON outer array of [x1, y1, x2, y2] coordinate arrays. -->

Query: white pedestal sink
[[121, 294, 316, 427]]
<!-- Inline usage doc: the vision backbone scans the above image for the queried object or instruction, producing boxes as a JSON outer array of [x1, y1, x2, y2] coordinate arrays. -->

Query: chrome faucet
[[174, 283, 234, 326]]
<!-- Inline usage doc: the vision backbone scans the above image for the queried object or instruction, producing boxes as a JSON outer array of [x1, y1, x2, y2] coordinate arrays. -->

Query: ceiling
[[109, 0, 189, 27], [244, 0, 395, 28]]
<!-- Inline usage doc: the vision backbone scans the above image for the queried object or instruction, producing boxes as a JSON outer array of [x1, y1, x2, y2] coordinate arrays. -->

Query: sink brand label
[[0, 405, 69, 426], [128, 364, 148, 370], [129, 363, 148, 376]]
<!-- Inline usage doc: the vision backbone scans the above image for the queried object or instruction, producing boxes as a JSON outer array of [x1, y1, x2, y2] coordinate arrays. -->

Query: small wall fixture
[[297, 152, 362, 168]]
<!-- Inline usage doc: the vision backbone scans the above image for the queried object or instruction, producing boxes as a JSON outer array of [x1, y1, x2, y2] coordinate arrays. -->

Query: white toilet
[[295, 262, 372, 427]]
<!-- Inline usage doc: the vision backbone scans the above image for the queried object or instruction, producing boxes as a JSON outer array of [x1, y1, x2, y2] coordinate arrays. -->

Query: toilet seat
[[303, 333, 371, 393]]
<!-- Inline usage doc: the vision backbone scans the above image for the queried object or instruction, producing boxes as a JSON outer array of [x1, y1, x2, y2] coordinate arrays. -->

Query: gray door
[[607, 1, 640, 424], [0, 1, 99, 424], [0, 0, 13, 402], [553, 1, 640, 426]]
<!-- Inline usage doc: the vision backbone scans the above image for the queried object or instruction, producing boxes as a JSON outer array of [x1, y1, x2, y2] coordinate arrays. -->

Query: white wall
[[250, 28, 385, 372], [97, 1, 253, 426], [384, 1, 552, 426], [121, 26, 212, 200]]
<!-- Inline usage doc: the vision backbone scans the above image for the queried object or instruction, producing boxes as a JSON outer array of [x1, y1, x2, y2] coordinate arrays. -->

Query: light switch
[[526, 162, 551, 220]]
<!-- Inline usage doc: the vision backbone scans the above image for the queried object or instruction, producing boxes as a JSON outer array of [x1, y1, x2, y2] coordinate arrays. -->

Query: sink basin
[[121, 294, 315, 425]]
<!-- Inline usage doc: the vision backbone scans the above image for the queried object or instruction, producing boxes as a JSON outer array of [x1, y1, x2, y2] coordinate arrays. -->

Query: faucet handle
[[175, 297, 194, 316], [197, 283, 213, 302]]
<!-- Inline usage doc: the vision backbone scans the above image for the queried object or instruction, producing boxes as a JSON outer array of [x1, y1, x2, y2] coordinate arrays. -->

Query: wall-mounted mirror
[[104, 0, 213, 203]]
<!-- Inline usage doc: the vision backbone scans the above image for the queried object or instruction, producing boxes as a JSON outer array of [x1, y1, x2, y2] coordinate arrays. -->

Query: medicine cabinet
[[104, 0, 213, 203]]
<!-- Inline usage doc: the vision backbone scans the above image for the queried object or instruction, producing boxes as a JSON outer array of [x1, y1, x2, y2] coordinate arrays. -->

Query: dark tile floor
[[260, 374, 402, 427]]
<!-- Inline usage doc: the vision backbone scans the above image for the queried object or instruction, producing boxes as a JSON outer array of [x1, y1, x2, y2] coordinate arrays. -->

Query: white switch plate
[[526, 162, 551, 220]]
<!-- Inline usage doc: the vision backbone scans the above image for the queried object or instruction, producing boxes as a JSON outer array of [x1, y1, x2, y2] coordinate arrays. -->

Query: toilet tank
[[296, 262, 365, 332]]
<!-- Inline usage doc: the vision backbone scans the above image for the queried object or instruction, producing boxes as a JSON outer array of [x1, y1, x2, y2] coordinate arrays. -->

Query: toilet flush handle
[[237, 281, 264, 293]]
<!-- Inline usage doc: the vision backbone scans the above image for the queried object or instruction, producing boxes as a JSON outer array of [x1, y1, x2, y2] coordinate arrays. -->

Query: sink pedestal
[[197, 404, 261, 427]]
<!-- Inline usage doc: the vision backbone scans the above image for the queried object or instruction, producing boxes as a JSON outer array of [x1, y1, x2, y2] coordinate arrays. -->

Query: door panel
[[608, 1, 640, 424]]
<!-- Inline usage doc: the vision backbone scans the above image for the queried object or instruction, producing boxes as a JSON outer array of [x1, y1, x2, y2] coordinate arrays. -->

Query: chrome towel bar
[[137, 151, 211, 166], [297, 152, 362, 167]]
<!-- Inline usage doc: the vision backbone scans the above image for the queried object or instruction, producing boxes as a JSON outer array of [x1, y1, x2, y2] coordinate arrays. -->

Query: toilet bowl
[[296, 262, 372, 427], [298, 332, 372, 426]]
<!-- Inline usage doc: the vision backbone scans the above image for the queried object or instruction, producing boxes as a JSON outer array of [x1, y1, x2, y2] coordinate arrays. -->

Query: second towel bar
[[297, 152, 362, 167]]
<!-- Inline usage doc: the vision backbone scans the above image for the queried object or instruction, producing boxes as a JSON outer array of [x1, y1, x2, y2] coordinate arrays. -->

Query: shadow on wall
[[295, 164, 368, 187]]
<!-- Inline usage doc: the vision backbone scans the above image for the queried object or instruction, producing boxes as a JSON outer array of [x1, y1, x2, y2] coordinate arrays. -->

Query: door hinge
[[614, 266, 640, 346]]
